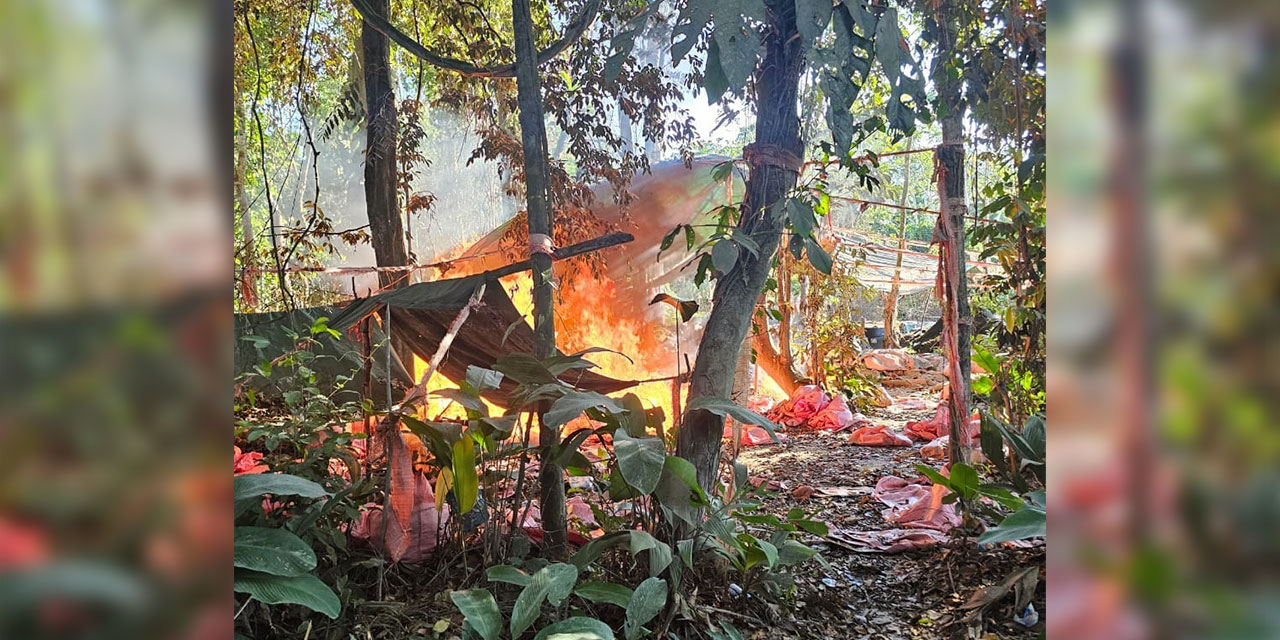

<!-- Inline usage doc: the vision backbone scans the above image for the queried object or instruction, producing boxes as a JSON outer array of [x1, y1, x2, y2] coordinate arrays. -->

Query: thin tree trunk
[[511, 0, 566, 555], [677, 0, 804, 493], [778, 245, 793, 371], [362, 0, 413, 373], [933, 0, 972, 466], [883, 138, 914, 348], [362, 0, 410, 291], [235, 100, 257, 311]]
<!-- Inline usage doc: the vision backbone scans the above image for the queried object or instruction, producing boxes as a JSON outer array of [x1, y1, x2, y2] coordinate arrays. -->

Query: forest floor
[[719, 384, 1046, 640], [343, 384, 1045, 640]]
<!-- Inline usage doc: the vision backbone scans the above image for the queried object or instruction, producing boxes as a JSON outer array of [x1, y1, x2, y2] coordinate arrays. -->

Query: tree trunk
[[511, 0, 566, 555], [235, 100, 257, 311], [933, 0, 972, 465], [677, 0, 804, 492], [362, 0, 414, 374], [882, 138, 913, 348], [751, 312, 800, 396], [777, 247, 794, 371]]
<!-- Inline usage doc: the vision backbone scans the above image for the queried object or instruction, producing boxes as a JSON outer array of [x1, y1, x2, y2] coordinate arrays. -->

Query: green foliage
[[233, 473, 341, 618], [451, 589, 503, 640]]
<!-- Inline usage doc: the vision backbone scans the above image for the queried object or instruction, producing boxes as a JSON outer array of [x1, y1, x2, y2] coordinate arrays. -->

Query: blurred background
[[0, 0, 1276, 638]]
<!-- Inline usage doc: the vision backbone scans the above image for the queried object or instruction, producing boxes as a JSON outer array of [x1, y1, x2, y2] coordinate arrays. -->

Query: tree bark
[[751, 312, 800, 396], [677, 0, 804, 492], [933, 0, 972, 465], [777, 247, 794, 371], [883, 137, 914, 348], [362, 0, 410, 292], [511, 0, 566, 555], [235, 100, 257, 311]]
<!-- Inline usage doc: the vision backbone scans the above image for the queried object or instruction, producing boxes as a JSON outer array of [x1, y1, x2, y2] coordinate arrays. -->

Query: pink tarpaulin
[[809, 394, 855, 431], [860, 349, 915, 372], [767, 385, 831, 428], [904, 402, 980, 443], [350, 473, 448, 564], [848, 424, 913, 447], [873, 475, 961, 531], [723, 424, 785, 446]]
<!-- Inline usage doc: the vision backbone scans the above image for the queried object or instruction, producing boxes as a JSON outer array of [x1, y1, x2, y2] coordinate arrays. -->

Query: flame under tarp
[[327, 274, 644, 406]]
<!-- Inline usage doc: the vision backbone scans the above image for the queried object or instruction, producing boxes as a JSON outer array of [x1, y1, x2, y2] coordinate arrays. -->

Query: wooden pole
[[884, 137, 914, 349], [510, 0, 567, 555]]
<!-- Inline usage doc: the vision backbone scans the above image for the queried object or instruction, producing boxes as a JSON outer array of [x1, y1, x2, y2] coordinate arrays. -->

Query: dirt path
[[724, 387, 1046, 639]]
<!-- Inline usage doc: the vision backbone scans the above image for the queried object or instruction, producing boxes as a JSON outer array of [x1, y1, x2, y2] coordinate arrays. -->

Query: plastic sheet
[[848, 424, 914, 447], [809, 394, 855, 431]]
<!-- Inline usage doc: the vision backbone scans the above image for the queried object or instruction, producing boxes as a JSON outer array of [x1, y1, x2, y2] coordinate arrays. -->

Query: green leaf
[[660, 225, 681, 252], [755, 538, 779, 568], [1023, 415, 1046, 461], [686, 396, 779, 442], [453, 436, 479, 514], [511, 563, 580, 637], [466, 366, 504, 391], [574, 581, 634, 608], [234, 570, 340, 619], [493, 353, 559, 386], [776, 540, 819, 566], [805, 238, 834, 275], [486, 565, 531, 587], [628, 530, 673, 576], [948, 463, 980, 500], [533, 617, 616, 640], [450, 589, 502, 640], [613, 430, 666, 495], [625, 577, 668, 640], [979, 412, 1011, 478], [619, 393, 649, 438], [793, 519, 830, 537], [713, 22, 760, 91], [703, 39, 730, 104], [234, 473, 329, 515], [572, 531, 631, 569], [545, 390, 623, 428], [796, 0, 834, 48], [979, 505, 1046, 544], [234, 527, 317, 577], [711, 239, 739, 274]]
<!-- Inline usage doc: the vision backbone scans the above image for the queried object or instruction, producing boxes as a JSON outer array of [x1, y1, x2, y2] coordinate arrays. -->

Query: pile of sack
[[764, 385, 863, 432]]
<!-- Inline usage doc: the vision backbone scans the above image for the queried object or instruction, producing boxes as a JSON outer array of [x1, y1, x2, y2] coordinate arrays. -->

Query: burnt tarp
[[235, 305, 413, 408], [327, 274, 641, 406]]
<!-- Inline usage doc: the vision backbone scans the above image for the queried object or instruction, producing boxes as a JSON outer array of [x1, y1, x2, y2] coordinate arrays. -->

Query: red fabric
[[809, 394, 855, 431], [350, 472, 447, 564], [766, 385, 830, 428], [861, 349, 915, 372], [233, 446, 268, 475], [873, 475, 961, 531], [904, 402, 980, 443], [848, 424, 913, 447], [723, 424, 784, 446]]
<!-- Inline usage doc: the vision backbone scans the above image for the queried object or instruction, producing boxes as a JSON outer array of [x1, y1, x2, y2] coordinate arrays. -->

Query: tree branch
[[349, 0, 602, 78]]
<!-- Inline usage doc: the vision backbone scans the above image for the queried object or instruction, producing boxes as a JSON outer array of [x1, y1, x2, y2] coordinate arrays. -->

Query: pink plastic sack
[[723, 424, 784, 446], [905, 403, 980, 443], [767, 385, 831, 427], [861, 349, 915, 372], [920, 436, 949, 460], [848, 424, 913, 447], [809, 394, 855, 431], [873, 475, 960, 531], [350, 473, 448, 564]]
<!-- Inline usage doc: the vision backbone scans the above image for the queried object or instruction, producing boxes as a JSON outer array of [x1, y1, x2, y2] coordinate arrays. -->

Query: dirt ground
[[719, 385, 1046, 640]]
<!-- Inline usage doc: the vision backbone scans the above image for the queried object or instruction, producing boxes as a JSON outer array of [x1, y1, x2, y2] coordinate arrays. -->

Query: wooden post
[[883, 137, 914, 349], [511, 0, 566, 555]]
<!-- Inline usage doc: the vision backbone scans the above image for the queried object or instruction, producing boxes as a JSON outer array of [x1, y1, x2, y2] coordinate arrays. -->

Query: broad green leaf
[[533, 617, 615, 640], [979, 412, 1010, 478], [466, 365, 505, 391], [450, 589, 502, 640], [711, 239, 739, 274], [493, 353, 558, 386], [234, 473, 329, 503], [624, 577, 668, 640], [234, 570, 340, 618], [979, 505, 1046, 544], [776, 540, 819, 566], [1023, 415, 1046, 461], [234, 526, 317, 577], [713, 22, 760, 91], [629, 531, 673, 576], [686, 396, 779, 442], [453, 436, 479, 514], [703, 39, 730, 104], [486, 565, 531, 587], [545, 390, 623, 428], [574, 581, 633, 608], [571, 531, 630, 569], [756, 538, 779, 568], [511, 563, 580, 638], [613, 430, 666, 494], [806, 239, 833, 275], [619, 393, 649, 437], [796, 0, 834, 49], [948, 463, 980, 500]]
